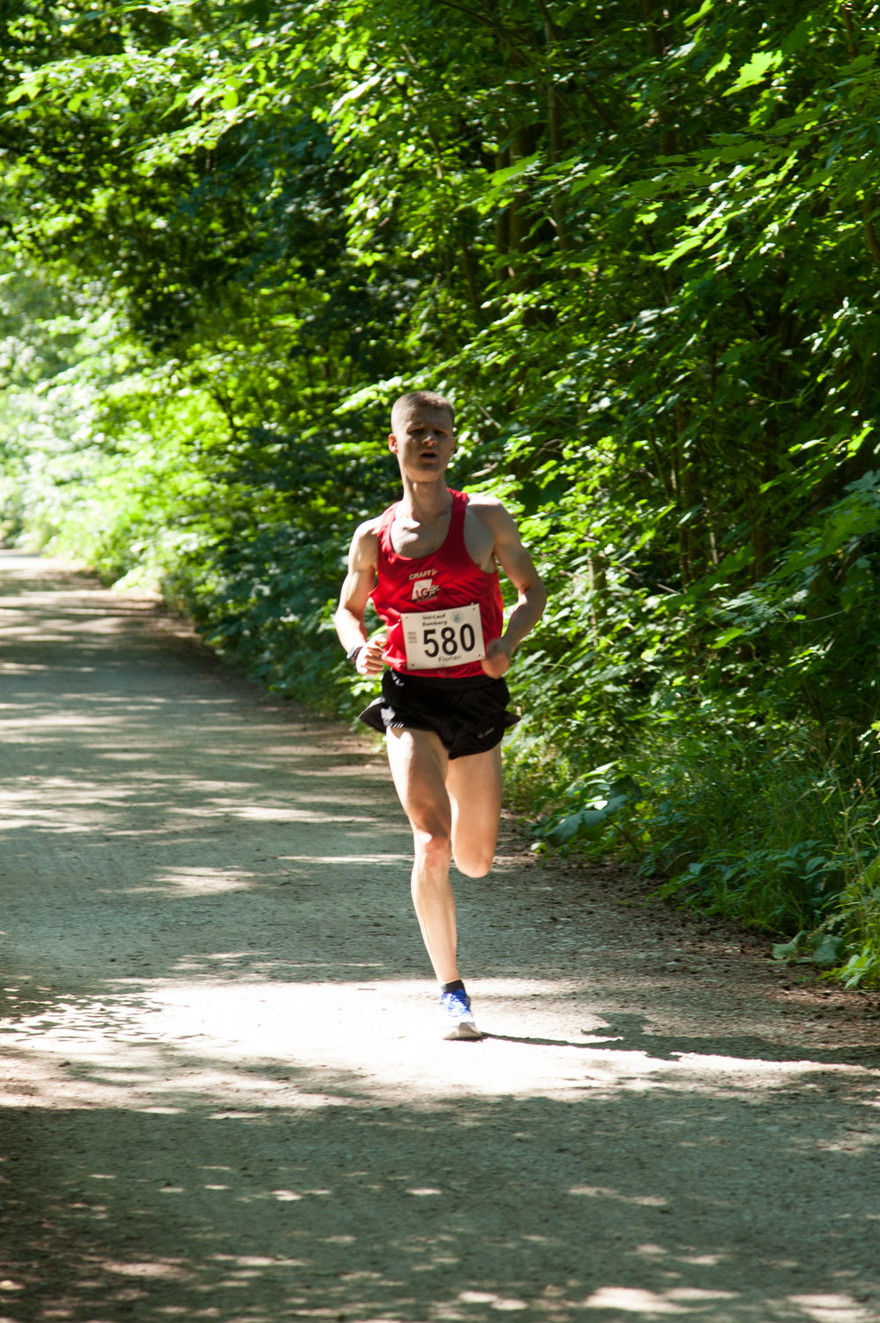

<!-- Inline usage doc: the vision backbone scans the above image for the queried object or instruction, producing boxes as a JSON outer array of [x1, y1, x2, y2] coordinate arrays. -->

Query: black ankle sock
[[441, 979, 466, 995]]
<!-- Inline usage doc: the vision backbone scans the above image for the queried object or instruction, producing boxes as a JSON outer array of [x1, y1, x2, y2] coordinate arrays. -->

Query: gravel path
[[1, 549, 879, 1323]]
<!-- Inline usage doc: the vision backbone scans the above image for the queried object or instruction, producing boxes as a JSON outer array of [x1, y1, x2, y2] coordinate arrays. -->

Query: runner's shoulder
[[353, 514, 382, 538], [464, 492, 517, 534], [348, 516, 381, 569], [464, 491, 509, 516]]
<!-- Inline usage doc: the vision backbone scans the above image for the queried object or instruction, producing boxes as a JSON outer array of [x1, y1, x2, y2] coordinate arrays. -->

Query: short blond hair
[[390, 390, 455, 434]]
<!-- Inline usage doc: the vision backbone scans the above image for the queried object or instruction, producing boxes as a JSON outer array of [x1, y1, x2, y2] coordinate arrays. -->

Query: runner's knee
[[413, 824, 452, 862], [453, 846, 494, 879]]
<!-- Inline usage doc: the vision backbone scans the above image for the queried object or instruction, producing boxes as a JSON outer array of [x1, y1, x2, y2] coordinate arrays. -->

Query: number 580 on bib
[[401, 602, 485, 670]]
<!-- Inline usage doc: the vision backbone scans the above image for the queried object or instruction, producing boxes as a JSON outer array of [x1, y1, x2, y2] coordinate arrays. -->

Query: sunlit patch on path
[[1, 977, 876, 1115]]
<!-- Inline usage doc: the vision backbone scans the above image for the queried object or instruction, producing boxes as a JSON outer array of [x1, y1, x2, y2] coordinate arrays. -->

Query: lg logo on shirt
[[411, 577, 441, 602]]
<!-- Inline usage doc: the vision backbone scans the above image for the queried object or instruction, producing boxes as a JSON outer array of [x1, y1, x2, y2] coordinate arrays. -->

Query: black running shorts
[[359, 669, 519, 760]]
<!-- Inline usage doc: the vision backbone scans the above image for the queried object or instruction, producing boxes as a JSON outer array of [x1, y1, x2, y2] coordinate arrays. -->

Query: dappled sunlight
[[154, 866, 257, 894], [570, 1189, 670, 1210], [1, 977, 875, 1115], [581, 1285, 738, 1314], [278, 852, 411, 865], [787, 1296, 879, 1323], [224, 804, 379, 823], [2, 1062, 877, 1323], [3, 554, 880, 1323]]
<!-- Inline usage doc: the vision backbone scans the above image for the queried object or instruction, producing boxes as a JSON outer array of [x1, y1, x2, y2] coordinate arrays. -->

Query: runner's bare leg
[[446, 745, 503, 877], [385, 726, 460, 984]]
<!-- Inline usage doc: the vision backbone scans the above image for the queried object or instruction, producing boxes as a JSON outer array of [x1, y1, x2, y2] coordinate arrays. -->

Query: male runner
[[334, 390, 546, 1040]]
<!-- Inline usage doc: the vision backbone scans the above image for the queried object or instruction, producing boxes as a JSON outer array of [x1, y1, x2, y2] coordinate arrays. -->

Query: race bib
[[401, 602, 485, 670]]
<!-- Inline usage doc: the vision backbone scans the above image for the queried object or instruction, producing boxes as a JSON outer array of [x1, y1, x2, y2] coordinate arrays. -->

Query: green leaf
[[772, 933, 805, 962], [810, 934, 845, 967], [544, 807, 611, 847], [711, 626, 747, 647], [726, 50, 783, 96]]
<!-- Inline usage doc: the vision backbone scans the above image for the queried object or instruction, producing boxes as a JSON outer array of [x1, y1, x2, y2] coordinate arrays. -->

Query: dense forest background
[[2, 0, 879, 985]]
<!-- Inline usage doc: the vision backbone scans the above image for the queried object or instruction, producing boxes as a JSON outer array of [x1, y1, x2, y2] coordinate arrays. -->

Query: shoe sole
[[444, 1021, 484, 1041]]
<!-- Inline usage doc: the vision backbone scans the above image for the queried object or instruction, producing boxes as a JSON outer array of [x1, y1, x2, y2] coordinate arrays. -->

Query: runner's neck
[[397, 478, 454, 526]]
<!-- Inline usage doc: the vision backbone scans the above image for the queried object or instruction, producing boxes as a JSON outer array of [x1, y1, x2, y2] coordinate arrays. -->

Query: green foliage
[[774, 838, 880, 988], [3, 0, 880, 984], [531, 771, 643, 854]]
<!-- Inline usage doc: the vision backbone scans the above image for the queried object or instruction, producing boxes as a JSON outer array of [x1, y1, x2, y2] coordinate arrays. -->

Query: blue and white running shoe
[[441, 987, 483, 1041]]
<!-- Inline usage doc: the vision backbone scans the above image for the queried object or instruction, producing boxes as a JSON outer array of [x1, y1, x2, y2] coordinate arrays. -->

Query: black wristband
[[346, 644, 364, 666]]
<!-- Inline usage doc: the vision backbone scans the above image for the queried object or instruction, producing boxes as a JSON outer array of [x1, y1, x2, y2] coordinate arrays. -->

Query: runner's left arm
[[481, 505, 546, 679]]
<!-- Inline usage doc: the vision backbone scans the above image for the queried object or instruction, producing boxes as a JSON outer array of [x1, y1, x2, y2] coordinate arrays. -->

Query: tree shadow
[[2, 555, 880, 1322], [1, 1065, 879, 1323]]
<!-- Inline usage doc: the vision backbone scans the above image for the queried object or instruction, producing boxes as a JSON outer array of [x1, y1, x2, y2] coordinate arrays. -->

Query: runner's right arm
[[333, 521, 386, 676]]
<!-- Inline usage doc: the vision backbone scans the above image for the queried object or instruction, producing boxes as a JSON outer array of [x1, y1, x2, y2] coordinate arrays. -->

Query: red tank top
[[371, 489, 504, 679]]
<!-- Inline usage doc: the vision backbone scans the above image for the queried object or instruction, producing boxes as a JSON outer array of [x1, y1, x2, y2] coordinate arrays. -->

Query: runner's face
[[388, 405, 455, 478]]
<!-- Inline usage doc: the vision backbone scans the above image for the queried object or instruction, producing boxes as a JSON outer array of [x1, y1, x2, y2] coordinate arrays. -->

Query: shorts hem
[[357, 670, 519, 759]]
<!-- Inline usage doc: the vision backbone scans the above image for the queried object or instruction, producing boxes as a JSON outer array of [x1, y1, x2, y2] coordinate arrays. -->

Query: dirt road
[[1, 549, 879, 1323]]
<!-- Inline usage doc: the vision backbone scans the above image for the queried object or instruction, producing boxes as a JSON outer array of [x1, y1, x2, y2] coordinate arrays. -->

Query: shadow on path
[[2, 552, 879, 1323]]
